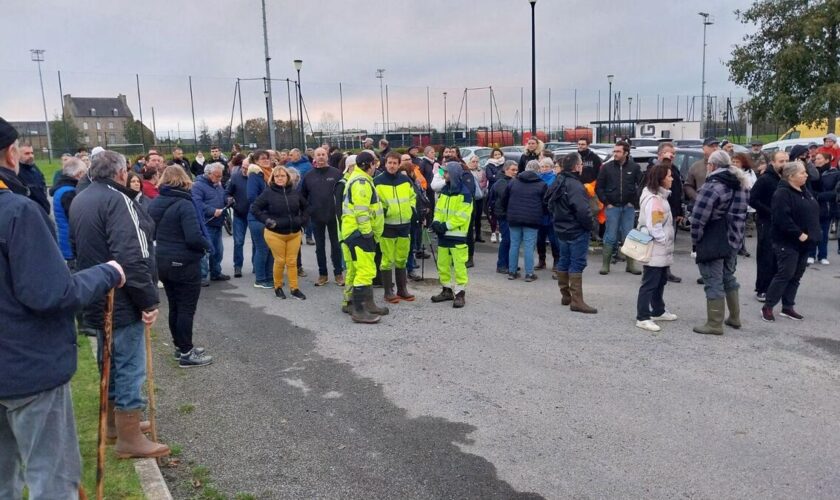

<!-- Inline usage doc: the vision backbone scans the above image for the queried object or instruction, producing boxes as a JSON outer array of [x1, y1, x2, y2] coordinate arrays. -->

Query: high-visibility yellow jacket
[[374, 171, 416, 228], [341, 168, 384, 241], [434, 184, 473, 247]]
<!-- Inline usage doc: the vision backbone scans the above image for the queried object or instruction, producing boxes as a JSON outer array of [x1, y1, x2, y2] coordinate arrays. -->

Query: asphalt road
[[153, 230, 840, 499]]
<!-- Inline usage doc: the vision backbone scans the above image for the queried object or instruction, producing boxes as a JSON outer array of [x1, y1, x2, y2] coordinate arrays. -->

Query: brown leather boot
[[114, 409, 170, 459], [107, 399, 150, 444], [556, 272, 571, 306], [569, 273, 598, 314]]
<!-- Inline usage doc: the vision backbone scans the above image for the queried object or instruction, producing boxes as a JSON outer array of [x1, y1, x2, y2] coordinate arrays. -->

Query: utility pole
[[376, 69, 386, 137], [529, 0, 537, 135], [699, 12, 713, 138], [261, 0, 276, 149], [607, 74, 614, 143], [443, 91, 448, 143], [30, 49, 52, 160]]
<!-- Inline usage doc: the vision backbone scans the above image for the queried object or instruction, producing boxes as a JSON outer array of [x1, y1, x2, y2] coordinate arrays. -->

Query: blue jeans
[[232, 214, 248, 270], [0, 382, 81, 499], [248, 219, 274, 285], [556, 231, 590, 273], [305, 221, 314, 240], [811, 217, 832, 260], [508, 225, 538, 274], [96, 321, 147, 410], [697, 249, 739, 300], [603, 205, 636, 248], [496, 218, 511, 270], [200, 225, 224, 280]]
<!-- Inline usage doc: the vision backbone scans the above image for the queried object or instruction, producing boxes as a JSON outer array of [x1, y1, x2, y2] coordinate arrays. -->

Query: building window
[[96, 122, 101, 130], [98, 135, 102, 143], [109, 134, 116, 144], [90, 108, 96, 116], [112, 108, 118, 116], [84, 135, 90, 144], [82, 122, 89, 130], [108, 122, 114, 130]]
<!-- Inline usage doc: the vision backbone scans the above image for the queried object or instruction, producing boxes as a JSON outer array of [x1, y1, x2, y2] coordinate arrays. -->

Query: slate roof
[[65, 95, 133, 118]]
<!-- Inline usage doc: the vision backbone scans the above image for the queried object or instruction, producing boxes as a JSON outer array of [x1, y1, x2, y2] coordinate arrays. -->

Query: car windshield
[[675, 150, 704, 178]]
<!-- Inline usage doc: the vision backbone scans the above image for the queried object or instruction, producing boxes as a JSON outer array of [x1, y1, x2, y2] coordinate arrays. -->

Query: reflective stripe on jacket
[[341, 169, 384, 241], [374, 171, 416, 227]]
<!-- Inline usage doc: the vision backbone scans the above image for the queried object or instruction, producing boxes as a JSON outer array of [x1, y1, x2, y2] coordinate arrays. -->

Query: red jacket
[[141, 180, 159, 199], [816, 144, 840, 167]]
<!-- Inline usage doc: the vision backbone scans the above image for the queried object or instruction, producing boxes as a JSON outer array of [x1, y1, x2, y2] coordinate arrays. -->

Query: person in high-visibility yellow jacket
[[340, 151, 389, 323], [430, 161, 473, 308], [374, 152, 417, 303]]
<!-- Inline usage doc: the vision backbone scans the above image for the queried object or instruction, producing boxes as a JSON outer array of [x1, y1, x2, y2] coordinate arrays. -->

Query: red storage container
[[563, 128, 593, 142], [522, 131, 548, 144], [476, 130, 514, 147]]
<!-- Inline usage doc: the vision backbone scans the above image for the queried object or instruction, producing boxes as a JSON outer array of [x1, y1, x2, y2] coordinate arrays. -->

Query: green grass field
[[72, 335, 144, 498]]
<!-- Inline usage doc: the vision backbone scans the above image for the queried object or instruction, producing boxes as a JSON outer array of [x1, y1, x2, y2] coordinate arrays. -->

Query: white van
[[761, 138, 818, 153]]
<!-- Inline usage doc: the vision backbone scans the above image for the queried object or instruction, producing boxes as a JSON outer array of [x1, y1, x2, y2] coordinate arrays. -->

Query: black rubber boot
[[351, 287, 380, 324]]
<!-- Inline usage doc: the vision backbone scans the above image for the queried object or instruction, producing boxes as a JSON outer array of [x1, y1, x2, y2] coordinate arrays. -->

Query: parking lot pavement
[[154, 232, 840, 499]]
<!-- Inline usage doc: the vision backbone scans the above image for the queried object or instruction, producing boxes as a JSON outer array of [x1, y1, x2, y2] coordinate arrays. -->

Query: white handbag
[[620, 227, 654, 263]]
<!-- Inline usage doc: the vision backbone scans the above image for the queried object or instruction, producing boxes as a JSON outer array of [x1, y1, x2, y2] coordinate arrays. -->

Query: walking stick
[[96, 289, 115, 500], [143, 323, 158, 447]]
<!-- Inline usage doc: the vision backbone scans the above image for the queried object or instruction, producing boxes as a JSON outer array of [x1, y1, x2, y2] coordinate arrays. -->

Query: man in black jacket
[[0, 123, 126, 498], [490, 161, 518, 273], [547, 152, 597, 313], [656, 142, 684, 283], [170, 147, 192, 177], [749, 150, 787, 301], [70, 150, 170, 459], [17, 143, 50, 214], [595, 141, 643, 275], [577, 137, 602, 184], [301, 147, 344, 286]]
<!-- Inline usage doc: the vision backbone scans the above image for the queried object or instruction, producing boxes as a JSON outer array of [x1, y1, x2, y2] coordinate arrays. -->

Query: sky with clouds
[[1, 0, 757, 138]]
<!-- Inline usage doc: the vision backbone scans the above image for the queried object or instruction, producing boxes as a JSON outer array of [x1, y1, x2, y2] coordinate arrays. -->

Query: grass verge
[[72, 334, 144, 499]]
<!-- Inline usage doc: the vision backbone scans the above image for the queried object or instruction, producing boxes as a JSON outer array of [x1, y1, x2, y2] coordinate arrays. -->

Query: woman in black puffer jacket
[[147, 166, 213, 367], [251, 165, 309, 300], [501, 160, 548, 281], [761, 161, 821, 322]]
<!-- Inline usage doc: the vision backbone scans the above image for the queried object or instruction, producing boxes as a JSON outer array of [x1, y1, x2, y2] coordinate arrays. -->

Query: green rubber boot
[[693, 298, 725, 335], [599, 245, 613, 275]]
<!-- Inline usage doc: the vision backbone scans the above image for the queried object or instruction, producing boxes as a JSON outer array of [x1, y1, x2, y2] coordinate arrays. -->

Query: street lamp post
[[529, 0, 537, 136], [294, 59, 304, 148], [628, 96, 633, 130], [30, 49, 52, 160], [443, 92, 448, 143], [607, 74, 614, 143], [699, 12, 713, 137], [260, 0, 276, 150], [376, 69, 386, 138]]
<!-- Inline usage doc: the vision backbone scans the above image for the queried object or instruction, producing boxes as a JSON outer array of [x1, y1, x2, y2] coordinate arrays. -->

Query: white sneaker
[[157, 280, 164, 289], [490, 233, 497, 243], [636, 319, 661, 332], [651, 311, 678, 321], [690, 251, 697, 258], [807, 257, 815, 265], [820, 259, 830, 265]]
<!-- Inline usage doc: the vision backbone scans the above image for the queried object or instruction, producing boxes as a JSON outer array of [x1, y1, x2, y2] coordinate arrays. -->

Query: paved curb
[[88, 336, 173, 500]]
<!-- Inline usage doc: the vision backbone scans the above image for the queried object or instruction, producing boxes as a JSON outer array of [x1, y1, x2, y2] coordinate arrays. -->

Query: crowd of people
[[2, 109, 840, 494]]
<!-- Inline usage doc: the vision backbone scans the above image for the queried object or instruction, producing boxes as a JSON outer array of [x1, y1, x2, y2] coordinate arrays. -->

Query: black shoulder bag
[[695, 186, 735, 264]]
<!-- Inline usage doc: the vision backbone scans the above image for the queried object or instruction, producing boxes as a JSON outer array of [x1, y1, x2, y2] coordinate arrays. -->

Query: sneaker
[[507, 272, 520, 280], [157, 280, 164, 289], [408, 271, 422, 282], [465, 259, 474, 268], [179, 348, 213, 368], [761, 306, 775, 322], [173, 346, 205, 360], [807, 257, 815, 265], [820, 259, 830, 265], [780, 308, 804, 320], [306, 237, 315, 246], [496, 267, 508, 274], [335, 273, 345, 286], [210, 274, 231, 281], [201, 280, 210, 287], [651, 311, 678, 321], [297, 267, 308, 277], [755, 292, 766, 302], [690, 251, 697, 258], [636, 319, 661, 332], [490, 233, 497, 243], [234, 267, 242, 278], [314, 275, 329, 286], [274, 287, 286, 299], [254, 282, 273, 289], [524, 273, 538, 282], [290, 288, 306, 300]]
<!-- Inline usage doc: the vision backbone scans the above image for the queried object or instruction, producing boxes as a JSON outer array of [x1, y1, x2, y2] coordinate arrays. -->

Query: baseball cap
[[825, 133, 837, 142], [750, 139, 763, 146], [355, 151, 375, 168], [703, 137, 720, 147], [0, 117, 19, 150]]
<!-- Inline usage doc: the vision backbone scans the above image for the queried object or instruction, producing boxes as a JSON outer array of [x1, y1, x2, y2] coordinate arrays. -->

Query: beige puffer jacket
[[637, 187, 675, 267]]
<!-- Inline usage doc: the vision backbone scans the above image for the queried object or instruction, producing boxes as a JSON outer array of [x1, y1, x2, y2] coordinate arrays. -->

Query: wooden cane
[[96, 289, 115, 500], [143, 323, 158, 446]]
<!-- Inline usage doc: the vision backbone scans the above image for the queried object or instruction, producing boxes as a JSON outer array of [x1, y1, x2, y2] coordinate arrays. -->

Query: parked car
[[629, 138, 666, 147], [460, 146, 493, 167], [503, 151, 523, 164], [544, 141, 575, 151], [501, 146, 525, 153], [761, 138, 819, 154], [602, 149, 658, 171], [672, 147, 705, 180], [673, 139, 703, 148], [549, 147, 609, 163]]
